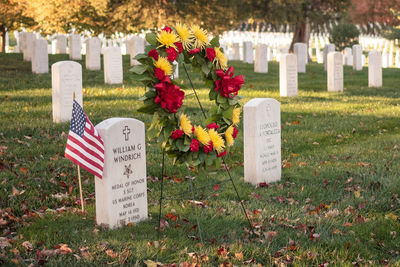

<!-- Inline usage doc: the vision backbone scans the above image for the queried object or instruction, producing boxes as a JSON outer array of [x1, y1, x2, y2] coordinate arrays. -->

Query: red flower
[[175, 42, 183, 54], [206, 47, 216, 61], [203, 142, 213, 154], [232, 126, 238, 139], [171, 129, 184, 139], [162, 27, 173, 33], [154, 68, 165, 81], [148, 49, 159, 61], [166, 47, 178, 62], [217, 151, 227, 157], [154, 77, 185, 113], [215, 67, 244, 98], [207, 123, 220, 130], [190, 139, 199, 152], [192, 126, 195, 134], [188, 48, 201, 54]]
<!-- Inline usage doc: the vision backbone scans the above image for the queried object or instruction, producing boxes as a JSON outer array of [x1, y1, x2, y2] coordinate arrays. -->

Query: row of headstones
[[62, 97, 280, 229]]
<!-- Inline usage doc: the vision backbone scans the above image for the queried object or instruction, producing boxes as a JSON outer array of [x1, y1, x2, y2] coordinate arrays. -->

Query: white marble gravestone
[[352, 44, 362, 71], [104, 47, 123, 84], [56, 35, 67, 54], [52, 61, 83, 123], [23, 33, 36, 62], [69, 34, 82, 60], [368, 51, 382, 87], [86, 37, 101, 70], [244, 98, 281, 185], [327, 52, 343, 92], [32, 39, 49, 74], [323, 44, 335, 71], [294, 43, 307, 73], [129, 37, 145, 66], [173, 61, 179, 78], [95, 118, 147, 229], [254, 44, 268, 73], [19, 32, 26, 54], [279, 54, 298, 97], [232, 43, 240, 60], [243, 41, 253, 64], [343, 47, 353, 66], [382, 50, 389, 68]]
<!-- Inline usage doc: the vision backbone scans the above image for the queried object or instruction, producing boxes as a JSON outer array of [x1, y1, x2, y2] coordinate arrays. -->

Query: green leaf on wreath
[[201, 63, 210, 76], [176, 139, 190, 152], [133, 54, 148, 61], [217, 93, 228, 104], [209, 90, 217, 100], [222, 106, 234, 119], [205, 153, 217, 166], [146, 32, 158, 46], [137, 103, 159, 114], [210, 36, 220, 47], [130, 65, 148, 75]]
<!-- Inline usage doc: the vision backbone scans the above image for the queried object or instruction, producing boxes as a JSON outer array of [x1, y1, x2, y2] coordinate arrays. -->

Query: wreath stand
[[156, 63, 254, 254]]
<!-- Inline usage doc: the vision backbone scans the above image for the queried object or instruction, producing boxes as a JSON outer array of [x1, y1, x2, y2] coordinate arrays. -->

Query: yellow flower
[[180, 114, 192, 136], [154, 57, 172, 76], [232, 107, 241, 125], [225, 126, 234, 146], [208, 129, 225, 153], [175, 23, 193, 51], [191, 25, 210, 49], [157, 30, 178, 49], [214, 47, 228, 70], [194, 126, 210, 146]]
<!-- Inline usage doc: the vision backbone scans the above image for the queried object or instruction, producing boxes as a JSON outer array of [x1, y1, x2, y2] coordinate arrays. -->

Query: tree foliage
[[329, 21, 360, 51]]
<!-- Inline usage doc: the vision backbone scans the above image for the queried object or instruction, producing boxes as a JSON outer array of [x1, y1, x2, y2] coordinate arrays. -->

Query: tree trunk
[[289, 17, 311, 56], [0, 25, 5, 53]]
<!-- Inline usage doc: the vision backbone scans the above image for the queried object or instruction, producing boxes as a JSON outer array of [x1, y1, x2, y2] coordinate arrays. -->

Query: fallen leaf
[[105, 249, 118, 259], [20, 167, 27, 174], [234, 252, 244, 260], [22, 241, 33, 251], [264, 231, 278, 241], [213, 184, 220, 191], [59, 244, 72, 254], [385, 213, 398, 221]]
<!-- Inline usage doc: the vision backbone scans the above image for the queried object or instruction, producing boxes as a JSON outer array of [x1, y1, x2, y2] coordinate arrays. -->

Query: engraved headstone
[[23, 33, 36, 62], [352, 44, 362, 71], [104, 47, 123, 84], [293, 43, 307, 73], [279, 54, 298, 97], [52, 61, 83, 123], [327, 51, 343, 92], [32, 38, 49, 74], [254, 44, 268, 73], [244, 98, 281, 185], [69, 34, 82, 60], [323, 44, 335, 71], [232, 43, 240, 60], [86, 37, 101, 70], [382, 50, 389, 68], [243, 41, 253, 64], [368, 51, 382, 87], [56, 35, 67, 54], [343, 47, 353, 66], [129, 37, 145, 66], [95, 118, 147, 229]]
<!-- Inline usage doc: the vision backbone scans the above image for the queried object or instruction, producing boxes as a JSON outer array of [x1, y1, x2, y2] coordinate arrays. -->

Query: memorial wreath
[[130, 24, 244, 167]]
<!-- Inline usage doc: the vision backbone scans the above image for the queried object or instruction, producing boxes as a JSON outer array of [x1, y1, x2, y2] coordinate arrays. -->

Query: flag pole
[[72, 91, 84, 212]]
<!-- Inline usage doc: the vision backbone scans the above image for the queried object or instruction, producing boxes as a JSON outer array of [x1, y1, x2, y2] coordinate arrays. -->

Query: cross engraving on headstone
[[123, 164, 133, 178], [122, 126, 131, 141]]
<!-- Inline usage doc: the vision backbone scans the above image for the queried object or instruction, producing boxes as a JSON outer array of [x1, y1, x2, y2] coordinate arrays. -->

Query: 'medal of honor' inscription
[[244, 98, 281, 185], [95, 118, 147, 229]]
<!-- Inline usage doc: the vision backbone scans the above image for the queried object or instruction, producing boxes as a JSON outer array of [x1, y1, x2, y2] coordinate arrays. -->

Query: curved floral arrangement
[[130, 24, 244, 167]]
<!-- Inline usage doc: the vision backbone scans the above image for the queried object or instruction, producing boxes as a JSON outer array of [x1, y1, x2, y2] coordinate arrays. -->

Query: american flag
[[65, 100, 104, 178]]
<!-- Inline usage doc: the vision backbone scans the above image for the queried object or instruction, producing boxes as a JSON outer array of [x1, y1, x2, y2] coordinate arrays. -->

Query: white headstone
[[293, 43, 307, 73], [104, 47, 123, 84], [343, 47, 353, 66], [323, 44, 335, 71], [95, 118, 147, 229], [352, 44, 362, 71], [395, 49, 400, 68], [327, 52, 343, 92], [51, 61, 83, 123], [56, 35, 67, 54], [244, 98, 281, 185], [243, 41, 253, 64], [23, 33, 36, 62], [279, 54, 298, 97], [86, 37, 101, 70], [129, 37, 145, 66], [69, 34, 82, 60], [368, 51, 382, 87], [382, 50, 389, 68], [32, 39, 49, 74], [232, 43, 240, 60], [254, 44, 268, 73], [173, 61, 179, 78]]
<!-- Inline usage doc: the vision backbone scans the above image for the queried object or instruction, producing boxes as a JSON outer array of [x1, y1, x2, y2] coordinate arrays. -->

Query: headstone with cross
[[95, 118, 147, 229]]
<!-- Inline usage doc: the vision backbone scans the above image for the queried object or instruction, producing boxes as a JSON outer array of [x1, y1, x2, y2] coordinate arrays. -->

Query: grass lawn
[[1, 52, 400, 266]]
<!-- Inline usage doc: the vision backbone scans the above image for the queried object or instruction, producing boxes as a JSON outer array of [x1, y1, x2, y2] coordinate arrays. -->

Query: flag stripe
[[66, 140, 103, 169], [85, 122, 104, 148], [83, 132, 104, 153], [65, 150, 102, 177], [68, 132, 104, 160], [65, 146, 103, 174]]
